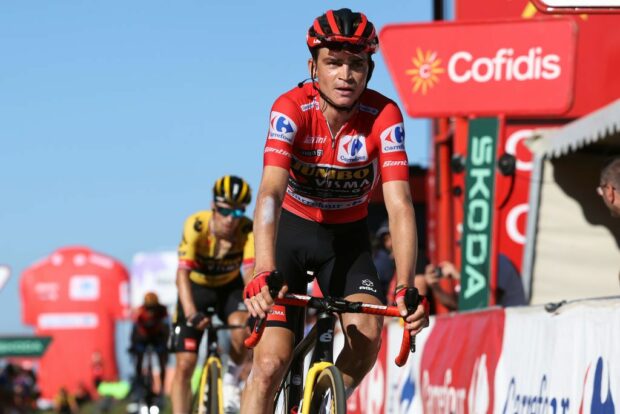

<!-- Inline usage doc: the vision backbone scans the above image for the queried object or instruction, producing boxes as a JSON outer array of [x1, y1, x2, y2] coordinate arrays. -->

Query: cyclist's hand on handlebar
[[243, 270, 288, 319], [395, 287, 430, 336], [186, 312, 210, 331]]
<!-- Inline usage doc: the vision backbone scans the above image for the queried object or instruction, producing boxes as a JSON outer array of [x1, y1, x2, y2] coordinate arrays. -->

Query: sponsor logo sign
[[38, 312, 99, 329], [496, 304, 620, 414], [268, 305, 287, 322], [184, 338, 197, 351], [359, 279, 377, 293], [264, 146, 291, 158], [269, 111, 297, 143], [380, 19, 577, 116], [380, 123, 405, 153], [299, 149, 323, 158], [580, 357, 616, 413], [289, 158, 376, 202], [532, 0, 620, 13], [303, 136, 327, 145], [420, 310, 504, 414], [0, 336, 52, 357], [35, 282, 60, 301], [300, 100, 319, 112], [338, 135, 368, 163], [196, 252, 243, 274], [459, 118, 498, 310], [69, 275, 100, 301]]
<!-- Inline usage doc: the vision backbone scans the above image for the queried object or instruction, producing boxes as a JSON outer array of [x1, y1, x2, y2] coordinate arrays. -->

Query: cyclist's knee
[[344, 314, 383, 349], [251, 353, 288, 386], [175, 354, 197, 378]]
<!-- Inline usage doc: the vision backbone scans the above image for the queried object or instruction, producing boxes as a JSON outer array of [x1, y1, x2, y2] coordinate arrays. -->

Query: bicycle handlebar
[[244, 272, 421, 367]]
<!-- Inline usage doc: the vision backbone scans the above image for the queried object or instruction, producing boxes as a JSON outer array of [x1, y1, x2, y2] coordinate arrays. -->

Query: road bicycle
[[191, 312, 245, 414], [128, 344, 160, 414], [245, 271, 420, 414]]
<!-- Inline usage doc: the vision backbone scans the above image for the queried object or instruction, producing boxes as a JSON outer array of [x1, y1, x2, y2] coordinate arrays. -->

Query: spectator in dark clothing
[[372, 222, 395, 298], [418, 253, 526, 311], [496, 254, 527, 306]]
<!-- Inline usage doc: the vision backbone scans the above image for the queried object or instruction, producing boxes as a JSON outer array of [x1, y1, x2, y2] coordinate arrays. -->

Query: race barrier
[[346, 297, 619, 413]]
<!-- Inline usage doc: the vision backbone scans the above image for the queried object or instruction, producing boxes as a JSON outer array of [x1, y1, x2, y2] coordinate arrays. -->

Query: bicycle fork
[[294, 311, 337, 414]]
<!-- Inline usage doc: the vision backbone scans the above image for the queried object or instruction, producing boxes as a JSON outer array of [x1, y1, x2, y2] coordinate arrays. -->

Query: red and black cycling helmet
[[307, 8, 378, 55]]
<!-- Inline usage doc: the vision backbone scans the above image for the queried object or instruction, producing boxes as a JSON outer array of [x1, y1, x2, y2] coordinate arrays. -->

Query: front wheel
[[192, 358, 223, 414], [307, 365, 346, 414]]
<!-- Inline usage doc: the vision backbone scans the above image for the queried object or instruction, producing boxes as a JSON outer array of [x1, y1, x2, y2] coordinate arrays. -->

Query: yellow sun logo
[[405, 48, 445, 95]]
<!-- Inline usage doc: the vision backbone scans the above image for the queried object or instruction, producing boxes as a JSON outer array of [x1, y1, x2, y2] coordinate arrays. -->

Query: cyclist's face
[[311, 47, 369, 107], [212, 202, 243, 237]]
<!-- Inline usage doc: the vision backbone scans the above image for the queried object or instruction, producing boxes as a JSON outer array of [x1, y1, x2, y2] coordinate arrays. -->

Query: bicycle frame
[[251, 291, 417, 414], [196, 323, 224, 412], [244, 271, 428, 414], [193, 318, 245, 414], [277, 311, 336, 413]]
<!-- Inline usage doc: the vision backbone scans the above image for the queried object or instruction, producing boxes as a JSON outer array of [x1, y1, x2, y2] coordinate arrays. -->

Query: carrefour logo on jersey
[[338, 135, 368, 163], [380, 123, 405, 153], [269, 111, 297, 144]]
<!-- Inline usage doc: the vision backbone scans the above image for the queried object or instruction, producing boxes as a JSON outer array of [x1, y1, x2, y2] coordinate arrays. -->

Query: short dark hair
[[600, 158, 620, 189]]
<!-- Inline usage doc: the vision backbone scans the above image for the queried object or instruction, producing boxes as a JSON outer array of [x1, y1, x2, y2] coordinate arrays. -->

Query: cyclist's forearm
[[253, 168, 287, 273], [176, 268, 196, 316], [253, 194, 281, 272], [389, 200, 418, 288]]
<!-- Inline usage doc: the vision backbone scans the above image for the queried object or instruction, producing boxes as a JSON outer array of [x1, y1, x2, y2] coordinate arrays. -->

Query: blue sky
[[0, 1, 434, 334]]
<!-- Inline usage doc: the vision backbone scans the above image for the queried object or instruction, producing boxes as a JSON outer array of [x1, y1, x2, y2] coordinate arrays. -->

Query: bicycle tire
[[192, 362, 209, 414], [307, 365, 346, 414], [207, 359, 222, 414], [274, 375, 292, 414], [192, 358, 222, 414]]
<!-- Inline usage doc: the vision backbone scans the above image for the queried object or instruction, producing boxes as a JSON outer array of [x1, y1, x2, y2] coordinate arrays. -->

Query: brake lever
[[405, 287, 420, 353]]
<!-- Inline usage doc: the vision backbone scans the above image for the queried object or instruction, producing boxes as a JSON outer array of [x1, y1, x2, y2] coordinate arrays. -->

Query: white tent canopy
[[523, 99, 620, 305]]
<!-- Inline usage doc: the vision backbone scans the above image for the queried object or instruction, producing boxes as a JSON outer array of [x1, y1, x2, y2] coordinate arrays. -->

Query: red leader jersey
[[20, 246, 129, 398], [264, 83, 409, 224], [134, 304, 168, 337]]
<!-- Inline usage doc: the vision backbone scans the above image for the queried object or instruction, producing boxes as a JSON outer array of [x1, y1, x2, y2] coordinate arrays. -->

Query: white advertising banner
[[377, 298, 619, 413], [130, 251, 178, 308], [385, 318, 434, 414], [495, 299, 620, 414]]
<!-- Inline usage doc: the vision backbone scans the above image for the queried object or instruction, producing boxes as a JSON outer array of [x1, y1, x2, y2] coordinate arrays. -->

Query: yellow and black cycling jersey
[[178, 210, 254, 287]]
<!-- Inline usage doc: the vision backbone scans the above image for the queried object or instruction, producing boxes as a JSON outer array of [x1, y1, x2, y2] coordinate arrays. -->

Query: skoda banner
[[0, 336, 52, 357], [459, 118, 499, 310], [380, 19, 577, 117]]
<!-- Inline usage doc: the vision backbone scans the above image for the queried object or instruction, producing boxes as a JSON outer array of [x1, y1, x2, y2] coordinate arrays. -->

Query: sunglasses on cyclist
[[215, 206, 245, 218]]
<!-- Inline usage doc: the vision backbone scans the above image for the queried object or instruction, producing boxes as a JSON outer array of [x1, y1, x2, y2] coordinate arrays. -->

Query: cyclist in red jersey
[[129, 292, 169, 395], [241, 9, 429, 413]]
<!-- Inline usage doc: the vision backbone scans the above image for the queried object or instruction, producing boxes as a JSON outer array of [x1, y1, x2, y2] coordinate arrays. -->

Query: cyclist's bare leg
[[227, 310, 250, 365], [240, 327, 295, 414], [135, 352, 144, 383], [171, 351, 198, 414], [157, 351, 169, 395], [337, 293, 384, 393]]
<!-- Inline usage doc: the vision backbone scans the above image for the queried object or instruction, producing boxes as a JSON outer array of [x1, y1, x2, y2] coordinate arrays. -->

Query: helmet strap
[[313, 83, 358, 112], [309, 56, 373, 113]]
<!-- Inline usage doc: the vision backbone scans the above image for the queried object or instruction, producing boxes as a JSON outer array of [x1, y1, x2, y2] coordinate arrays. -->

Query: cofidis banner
[[380, 19, 577, 117]]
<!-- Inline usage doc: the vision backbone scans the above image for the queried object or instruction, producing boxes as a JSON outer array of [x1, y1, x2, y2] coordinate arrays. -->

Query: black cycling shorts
[[266, 209, 385, 332], [131, 326, 168, 354], [170, 276, 247, 353]]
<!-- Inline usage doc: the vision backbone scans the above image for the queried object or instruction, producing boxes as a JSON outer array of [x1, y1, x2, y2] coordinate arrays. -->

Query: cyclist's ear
[[366, 58, 375, 84], [308, 59, 317, 79]]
